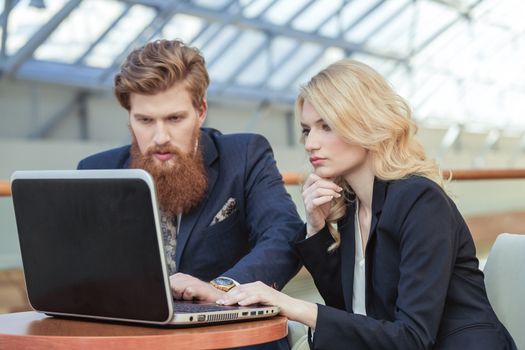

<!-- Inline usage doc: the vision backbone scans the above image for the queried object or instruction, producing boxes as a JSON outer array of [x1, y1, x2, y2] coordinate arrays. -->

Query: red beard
[[129, 133, 208, 216]]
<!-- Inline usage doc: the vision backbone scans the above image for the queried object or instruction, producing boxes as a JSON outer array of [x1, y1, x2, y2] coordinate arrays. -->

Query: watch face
[[214, 277, 233, 286]]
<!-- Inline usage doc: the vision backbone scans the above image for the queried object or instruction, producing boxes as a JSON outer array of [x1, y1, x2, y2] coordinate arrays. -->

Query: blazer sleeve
[[220, 135, 304, 289], [295, 227, 345, 310], [309, 184, 458, 350]]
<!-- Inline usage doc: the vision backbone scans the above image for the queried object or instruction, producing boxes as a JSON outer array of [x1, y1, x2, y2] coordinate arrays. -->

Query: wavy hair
[[114, 39, 209, 110], [296, 59, 443, 251]]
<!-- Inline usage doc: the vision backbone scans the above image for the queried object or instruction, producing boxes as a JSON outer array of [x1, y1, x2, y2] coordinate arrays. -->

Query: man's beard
[[129, 132, 208, 216]]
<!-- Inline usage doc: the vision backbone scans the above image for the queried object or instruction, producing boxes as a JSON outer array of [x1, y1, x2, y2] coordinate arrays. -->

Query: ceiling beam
[[120, 0, 405, 62], [98, 1, 180, 84], [0, 0, 81, 78], [0, 0, 16, 58], [282, 0, 317, 27], [219, 36, 270, 88], [15, 59, 297, 105], [281, 48, 325, 91], [428, 0, 478, 16], [75, 5, 131, 65], [411, 0, 484, 57], [0, 0, 21, 26]]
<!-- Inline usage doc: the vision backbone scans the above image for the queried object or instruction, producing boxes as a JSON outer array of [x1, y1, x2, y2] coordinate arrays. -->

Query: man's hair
[[114, 39, 209, 110]]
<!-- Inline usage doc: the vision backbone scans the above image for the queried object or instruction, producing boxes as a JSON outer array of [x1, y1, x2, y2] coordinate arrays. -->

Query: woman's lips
[[309, 156, 326, 166]]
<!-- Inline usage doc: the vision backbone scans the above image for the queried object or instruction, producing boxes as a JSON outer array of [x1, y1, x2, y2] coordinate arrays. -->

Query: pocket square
[[210, 198, 236, 226]]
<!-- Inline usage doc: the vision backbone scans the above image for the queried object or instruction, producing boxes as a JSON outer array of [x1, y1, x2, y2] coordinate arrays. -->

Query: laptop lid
[[11, 169, 280, 326], [11, 169, 174, 325]]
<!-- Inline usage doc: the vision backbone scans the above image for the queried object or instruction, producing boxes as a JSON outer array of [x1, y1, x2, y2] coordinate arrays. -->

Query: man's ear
[[197, 98, 207, 127], [127, 113, 133, 130]]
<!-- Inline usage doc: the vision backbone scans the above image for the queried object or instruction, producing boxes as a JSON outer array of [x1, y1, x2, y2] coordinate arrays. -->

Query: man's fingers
[[181, 287, 195, 300], [171, 287, 183, 300]]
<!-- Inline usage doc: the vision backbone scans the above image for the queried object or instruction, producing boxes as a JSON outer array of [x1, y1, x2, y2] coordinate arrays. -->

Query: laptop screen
[[11, 170, 172, 323]]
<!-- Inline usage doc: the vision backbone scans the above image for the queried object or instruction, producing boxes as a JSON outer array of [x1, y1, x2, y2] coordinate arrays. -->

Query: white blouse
[[352, 200, 367, 316]]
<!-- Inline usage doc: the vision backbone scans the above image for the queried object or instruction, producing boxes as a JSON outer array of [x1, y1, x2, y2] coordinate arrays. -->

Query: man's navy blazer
[[78, 128, 303, 289], [296, 176, 516, 350]]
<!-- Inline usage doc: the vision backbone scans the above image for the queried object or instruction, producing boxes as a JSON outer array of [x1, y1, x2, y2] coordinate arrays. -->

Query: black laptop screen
[[11, 176, 171, 322]]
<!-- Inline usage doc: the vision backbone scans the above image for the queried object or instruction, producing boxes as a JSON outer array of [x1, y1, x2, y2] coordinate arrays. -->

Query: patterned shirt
[[160, 211, 178, 276]]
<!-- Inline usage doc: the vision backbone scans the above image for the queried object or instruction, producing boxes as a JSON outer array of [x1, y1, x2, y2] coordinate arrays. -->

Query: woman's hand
[[302, 173, 342, 236], [217, 281, 318, 328]]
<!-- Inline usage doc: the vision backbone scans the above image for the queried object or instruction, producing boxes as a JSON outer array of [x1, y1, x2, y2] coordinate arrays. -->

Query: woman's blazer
[[295, 176, 516, 350]]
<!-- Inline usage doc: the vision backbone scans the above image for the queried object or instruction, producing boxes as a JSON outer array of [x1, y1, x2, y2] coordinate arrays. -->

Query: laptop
[[10, 169, 279, 326]]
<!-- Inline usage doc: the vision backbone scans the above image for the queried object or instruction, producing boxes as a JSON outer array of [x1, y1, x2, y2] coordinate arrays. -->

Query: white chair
[[288, 320, 309, 350], [483, 233, 525, 349]]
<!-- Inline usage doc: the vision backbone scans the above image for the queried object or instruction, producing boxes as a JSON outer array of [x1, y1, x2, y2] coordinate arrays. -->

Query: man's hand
[[170, 273, 225, 302]]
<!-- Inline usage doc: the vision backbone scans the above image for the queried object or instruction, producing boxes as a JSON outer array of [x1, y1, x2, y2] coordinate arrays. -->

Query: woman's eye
[[322, 124, 331, 132], [301, 128, 310, 136]]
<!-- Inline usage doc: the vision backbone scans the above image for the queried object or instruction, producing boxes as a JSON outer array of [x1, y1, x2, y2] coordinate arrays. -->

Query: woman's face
[[300, 100, 369, 179]]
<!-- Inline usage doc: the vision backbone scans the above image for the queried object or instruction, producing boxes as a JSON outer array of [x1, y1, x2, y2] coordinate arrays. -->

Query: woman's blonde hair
[[296, 59, 443, 251]]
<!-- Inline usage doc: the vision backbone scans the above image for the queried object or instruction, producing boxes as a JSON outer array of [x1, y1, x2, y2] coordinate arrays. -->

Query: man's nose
[[153, 123, 170, 145]]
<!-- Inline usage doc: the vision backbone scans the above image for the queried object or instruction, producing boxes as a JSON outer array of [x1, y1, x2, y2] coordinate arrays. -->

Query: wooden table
[[0, 311, 288, 349]]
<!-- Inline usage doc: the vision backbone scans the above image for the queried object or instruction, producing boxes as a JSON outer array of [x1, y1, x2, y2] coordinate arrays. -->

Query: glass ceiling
[[1, 0, 524, 135]]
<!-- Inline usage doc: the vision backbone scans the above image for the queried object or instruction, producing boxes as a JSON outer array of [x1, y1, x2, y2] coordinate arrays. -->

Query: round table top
[[0, 311, 288, 350]]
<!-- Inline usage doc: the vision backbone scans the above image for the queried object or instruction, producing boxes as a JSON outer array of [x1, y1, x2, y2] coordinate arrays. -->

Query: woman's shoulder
[[381, 176, 460, 236], [385, 175, 450, 209], [390, 175, 444, 194]]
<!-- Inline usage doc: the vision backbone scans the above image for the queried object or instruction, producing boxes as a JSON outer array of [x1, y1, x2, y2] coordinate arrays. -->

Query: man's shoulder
[[203, 128, 270, 150], [201, 129, 275, 171], [78, 145, 131, 169], [203, 129, 273, 156]]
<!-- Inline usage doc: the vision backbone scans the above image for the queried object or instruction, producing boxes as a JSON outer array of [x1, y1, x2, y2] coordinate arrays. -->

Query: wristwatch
[[210, 277, 237, 292]]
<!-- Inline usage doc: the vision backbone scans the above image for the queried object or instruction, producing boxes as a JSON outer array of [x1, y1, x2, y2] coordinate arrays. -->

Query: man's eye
[[168, 116, 180, 122]]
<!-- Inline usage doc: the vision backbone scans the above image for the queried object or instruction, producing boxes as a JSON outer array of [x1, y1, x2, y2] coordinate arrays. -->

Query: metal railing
[[2, 169, 525, 197]]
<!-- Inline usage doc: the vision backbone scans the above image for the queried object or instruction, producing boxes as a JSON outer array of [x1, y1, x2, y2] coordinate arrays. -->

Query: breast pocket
[[203, 210, 241, 236]]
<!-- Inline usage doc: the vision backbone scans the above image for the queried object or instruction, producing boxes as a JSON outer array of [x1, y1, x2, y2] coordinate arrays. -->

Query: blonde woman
[[217, 59, 516, 350]]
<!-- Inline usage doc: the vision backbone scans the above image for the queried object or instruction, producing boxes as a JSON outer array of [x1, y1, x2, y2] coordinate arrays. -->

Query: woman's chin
[[314, 168, 338, 179]]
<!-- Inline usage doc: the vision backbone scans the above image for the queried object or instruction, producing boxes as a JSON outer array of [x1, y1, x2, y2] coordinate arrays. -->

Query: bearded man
[[77, 39, 303, 349]]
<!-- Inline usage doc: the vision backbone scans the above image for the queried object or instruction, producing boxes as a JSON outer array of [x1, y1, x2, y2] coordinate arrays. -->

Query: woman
[[217, 59, 516, 349]]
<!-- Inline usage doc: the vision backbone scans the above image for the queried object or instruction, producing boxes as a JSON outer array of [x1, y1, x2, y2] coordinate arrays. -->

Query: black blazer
[[78, 128, 304, 289], [296, 176, 516, 350]]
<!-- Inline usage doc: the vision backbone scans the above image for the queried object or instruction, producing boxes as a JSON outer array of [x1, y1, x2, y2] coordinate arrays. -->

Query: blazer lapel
[[341, 180, 387, 312], [175, 130, 219, 270], [339, 205, 356, 312], [364, 178, 388, 306], [367, 178, 387, 248]]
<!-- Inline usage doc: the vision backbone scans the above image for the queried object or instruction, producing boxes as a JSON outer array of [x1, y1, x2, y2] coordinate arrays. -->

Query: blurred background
[[1, 0, 525, 313]]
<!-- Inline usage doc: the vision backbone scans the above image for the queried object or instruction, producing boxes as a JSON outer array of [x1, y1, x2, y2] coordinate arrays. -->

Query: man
[[77, 39, 302, 348]]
